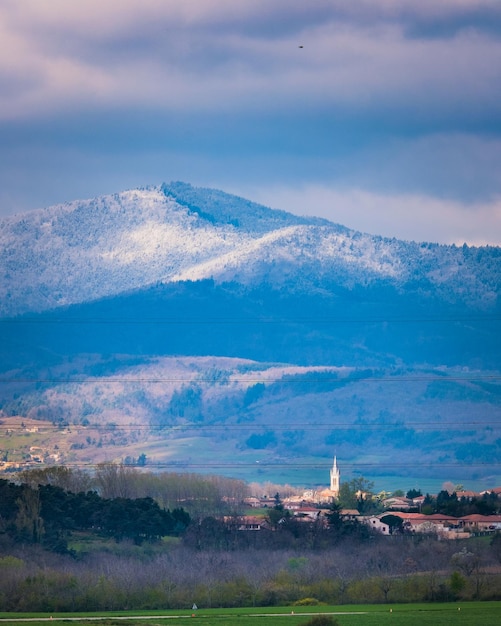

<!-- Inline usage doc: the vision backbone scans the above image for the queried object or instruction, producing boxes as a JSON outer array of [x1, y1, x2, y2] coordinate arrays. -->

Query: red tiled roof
[[385, 512, 456, 523], [460, 514, 501, 522], [387, 512, 429, 520]]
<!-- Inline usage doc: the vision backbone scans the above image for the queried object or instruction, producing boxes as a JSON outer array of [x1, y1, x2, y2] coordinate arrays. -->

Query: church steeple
[[330, 455, 340, 496]]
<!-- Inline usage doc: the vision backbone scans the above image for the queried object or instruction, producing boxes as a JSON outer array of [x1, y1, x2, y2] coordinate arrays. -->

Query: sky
[[1, 0, 501, 245]]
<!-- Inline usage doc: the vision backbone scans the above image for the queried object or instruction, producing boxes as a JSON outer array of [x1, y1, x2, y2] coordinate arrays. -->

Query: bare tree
[[18, 466, 93, 493], [93, 463, 139, 499]]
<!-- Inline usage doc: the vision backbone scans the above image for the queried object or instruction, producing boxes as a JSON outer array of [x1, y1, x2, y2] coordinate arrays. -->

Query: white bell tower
[[330, 455, 340, 497]]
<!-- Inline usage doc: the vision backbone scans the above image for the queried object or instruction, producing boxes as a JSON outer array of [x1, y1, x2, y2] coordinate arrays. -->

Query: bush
[[300, 616, 340, 626], [294, 597, 321, 606]]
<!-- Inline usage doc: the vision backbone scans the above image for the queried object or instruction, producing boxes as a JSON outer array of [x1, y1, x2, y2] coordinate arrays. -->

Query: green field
[[1, 602, 501, 625]]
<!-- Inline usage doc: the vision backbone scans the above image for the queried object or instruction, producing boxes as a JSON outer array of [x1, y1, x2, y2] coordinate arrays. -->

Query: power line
[[1, 421, 500, 432], [1, 375, 500, 384], [2, 315, 500, 325], [15, 461, 501, 470]]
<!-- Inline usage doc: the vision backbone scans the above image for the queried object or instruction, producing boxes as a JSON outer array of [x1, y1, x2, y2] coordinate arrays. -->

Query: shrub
[[294, 597, 321, 606], [300, 616, 340, 626]]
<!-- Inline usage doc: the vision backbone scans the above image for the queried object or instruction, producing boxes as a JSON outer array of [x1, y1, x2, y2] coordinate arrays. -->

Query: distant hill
[[1, 182, 500, 487]]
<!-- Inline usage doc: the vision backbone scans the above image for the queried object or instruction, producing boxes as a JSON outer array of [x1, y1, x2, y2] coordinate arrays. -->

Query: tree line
[[0, 477, 190, 551], [0, 473, 370, 554], [1, 466, 501, 612]]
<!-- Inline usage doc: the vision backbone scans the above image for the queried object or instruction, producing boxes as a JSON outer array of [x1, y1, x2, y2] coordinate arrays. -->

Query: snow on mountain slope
[[1, 182, 500, 482], [0, 186, 258, 316], [11, 355, 350, 427], [169, 224, 402, 286], [1, 182, 499, 317]]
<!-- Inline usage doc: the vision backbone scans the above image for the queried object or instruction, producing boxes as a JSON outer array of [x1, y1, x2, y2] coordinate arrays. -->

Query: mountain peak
[[1, 183, 500, 485], [160, 181, 331, 234], [0, 183, 499, 317]]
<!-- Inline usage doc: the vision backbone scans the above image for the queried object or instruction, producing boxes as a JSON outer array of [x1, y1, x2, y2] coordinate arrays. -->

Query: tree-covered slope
[[1, 182, 499, 317], [0, 182, 500, 484]]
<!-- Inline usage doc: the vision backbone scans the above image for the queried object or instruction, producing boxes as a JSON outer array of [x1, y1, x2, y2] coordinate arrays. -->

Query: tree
[[94, 463, 138, 499], [15, 486, 44, 543], [337, 482, 358, 510], [451, 547, 478, 577], [267, 507, 289, 530], [338, 477, 375, 513], [376, 576, 393, 602], [18, 466, 92, 493], [491, 532, 501, 564], [436, 490, 460, 516], [380, 514, 404, 535], [450, 571, 466, 598], [183, 516, 230, 550], [451, 547, 484, 598], [325, 500, 343, 531], [406, 488, 422, 499], [0, 479, 23, 524], [421, 493, 435, 515]]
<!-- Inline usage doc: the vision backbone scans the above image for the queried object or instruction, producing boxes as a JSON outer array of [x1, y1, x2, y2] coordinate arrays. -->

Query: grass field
[[1, 602, 501, 625]]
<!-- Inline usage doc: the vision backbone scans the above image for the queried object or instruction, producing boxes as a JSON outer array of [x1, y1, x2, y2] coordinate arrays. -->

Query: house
[[459, 514, 501, 532], [388, 512, 456, 533], [340, 509, 359, 521], [411, 495, 426, 508], [292, 507, 323, 522], [284, 499, 303, 511], [243, 497, 261, 508], [29, 446, 44, 463], [382, 496, 413, 510], [226, 516, 271, 531], [482, 487, 501, 497], [377, 511, 501, 538], [365, 516, 390, 534], [455, 490, 480, 500]]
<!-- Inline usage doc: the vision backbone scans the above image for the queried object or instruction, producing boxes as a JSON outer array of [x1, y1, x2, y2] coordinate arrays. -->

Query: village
[[240, 457, 501, 540], [2, 418, 501, 541]]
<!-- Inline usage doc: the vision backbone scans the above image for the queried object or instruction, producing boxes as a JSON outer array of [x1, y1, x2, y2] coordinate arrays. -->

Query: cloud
[[242, 184, 501, 246], [0, 0, 500, 244], [1, 117, 501, 246], [1, 0, 501, 123]]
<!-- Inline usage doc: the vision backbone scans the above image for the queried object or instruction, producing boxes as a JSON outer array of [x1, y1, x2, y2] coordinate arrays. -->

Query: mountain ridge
[[1, 182, 499, 318], [1, 182, 500, 485]]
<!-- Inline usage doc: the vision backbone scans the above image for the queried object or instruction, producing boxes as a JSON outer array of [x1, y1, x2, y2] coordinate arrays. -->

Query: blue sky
[[1, 0, 501, 244]]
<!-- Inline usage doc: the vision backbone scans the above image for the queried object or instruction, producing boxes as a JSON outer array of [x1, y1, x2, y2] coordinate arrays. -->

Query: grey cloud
[[2, 0, 501, 124], [1, 0, 501, 238], [324, 133, 501, 204], [2, 25, 500, 127]]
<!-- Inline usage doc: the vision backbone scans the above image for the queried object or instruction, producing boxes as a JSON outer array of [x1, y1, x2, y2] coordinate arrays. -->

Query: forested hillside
[[0, 183, 500, 485]]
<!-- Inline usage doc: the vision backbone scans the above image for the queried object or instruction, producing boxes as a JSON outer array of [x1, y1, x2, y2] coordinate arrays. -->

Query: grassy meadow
[[1, 602, 501, 625]]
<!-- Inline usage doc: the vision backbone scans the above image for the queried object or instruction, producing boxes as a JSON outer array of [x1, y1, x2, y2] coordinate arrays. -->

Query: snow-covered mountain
[[1, 182, 499, 317], [1, 182, 500, 486]]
